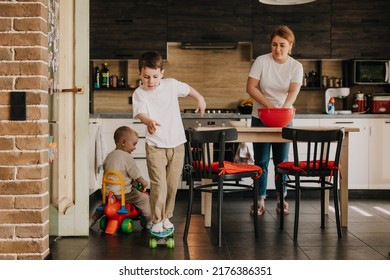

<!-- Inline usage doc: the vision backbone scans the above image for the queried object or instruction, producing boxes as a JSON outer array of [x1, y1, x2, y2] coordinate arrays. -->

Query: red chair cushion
[[277, 160, 339, 172], [193, 161, 262, 177]]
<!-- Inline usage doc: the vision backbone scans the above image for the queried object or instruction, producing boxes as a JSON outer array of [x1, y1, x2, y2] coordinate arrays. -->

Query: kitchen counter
[[90, 112, 390, 119]]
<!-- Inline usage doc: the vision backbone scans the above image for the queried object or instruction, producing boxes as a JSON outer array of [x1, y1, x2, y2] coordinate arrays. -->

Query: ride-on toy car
[[96, 170, 146, 234]]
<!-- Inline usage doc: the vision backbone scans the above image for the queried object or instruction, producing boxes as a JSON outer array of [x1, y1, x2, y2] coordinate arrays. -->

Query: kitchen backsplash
[[92, 43, 388, 114]]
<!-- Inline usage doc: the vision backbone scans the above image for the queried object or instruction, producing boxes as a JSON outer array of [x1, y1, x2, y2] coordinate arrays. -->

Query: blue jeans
[[252, 117, 290, 199]]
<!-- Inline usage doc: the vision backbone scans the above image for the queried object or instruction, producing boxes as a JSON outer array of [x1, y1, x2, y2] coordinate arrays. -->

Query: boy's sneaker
[[150, 222, 163, 233], [250, 199, 265, 216], [163, 219, 174, 229], [146, 223, 153, 230]]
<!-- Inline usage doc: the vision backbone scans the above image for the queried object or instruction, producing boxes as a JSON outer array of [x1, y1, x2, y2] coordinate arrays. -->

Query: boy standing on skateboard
[[132, 51, 206, 234]]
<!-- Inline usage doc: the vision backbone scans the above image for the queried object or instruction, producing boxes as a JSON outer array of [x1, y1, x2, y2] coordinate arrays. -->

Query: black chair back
[[185, 128, 237, 180], [282, 127, 344, 175]]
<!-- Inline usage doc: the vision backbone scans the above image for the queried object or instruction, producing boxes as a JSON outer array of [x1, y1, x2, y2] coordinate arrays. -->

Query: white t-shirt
[[132, 78, 189, 148], [248, 53, 303, 118], [103, 150, 142, 196]]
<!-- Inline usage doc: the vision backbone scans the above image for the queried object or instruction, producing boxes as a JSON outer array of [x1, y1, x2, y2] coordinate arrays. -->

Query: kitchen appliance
[[345, 59, 390, 85], [181, 41, 238, 49], [324, 88, 351, 114], [352, 92, 371, 113], [371, 95, 390, 113], [182, 108, 239, 128], [181, 108, 240, 169]]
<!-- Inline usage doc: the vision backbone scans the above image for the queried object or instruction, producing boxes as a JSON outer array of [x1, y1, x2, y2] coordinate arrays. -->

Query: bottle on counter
[[93, 66, 100, 89], [101, 63, 110, 88], [327, 97, 335, 114]]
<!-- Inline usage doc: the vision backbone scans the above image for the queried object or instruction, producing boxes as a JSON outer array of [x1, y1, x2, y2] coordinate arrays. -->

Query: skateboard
[[149, 226, 175, 249]]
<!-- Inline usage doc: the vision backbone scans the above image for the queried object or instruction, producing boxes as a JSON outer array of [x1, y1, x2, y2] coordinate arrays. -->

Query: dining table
[[196, 126, 360, 229]]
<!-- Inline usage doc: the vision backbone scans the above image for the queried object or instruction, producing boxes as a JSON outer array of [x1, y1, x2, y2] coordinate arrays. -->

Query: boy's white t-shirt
[[248, 53, 303, 118], [103, 149, 142, 196], [132, 78, 189, 148]]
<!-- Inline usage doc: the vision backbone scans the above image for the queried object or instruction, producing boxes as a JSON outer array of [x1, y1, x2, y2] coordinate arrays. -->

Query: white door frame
[[49, 0, 89, 236]]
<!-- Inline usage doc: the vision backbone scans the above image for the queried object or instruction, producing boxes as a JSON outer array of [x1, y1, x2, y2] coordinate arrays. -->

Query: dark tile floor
[[49, 190, 390, 260]]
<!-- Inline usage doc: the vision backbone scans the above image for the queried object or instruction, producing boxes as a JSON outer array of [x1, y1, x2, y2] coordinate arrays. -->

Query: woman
[[246, 25, 303, 215]]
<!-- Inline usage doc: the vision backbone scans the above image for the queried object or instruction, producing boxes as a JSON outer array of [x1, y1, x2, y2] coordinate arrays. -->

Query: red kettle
[[352, 93, 370, 113]]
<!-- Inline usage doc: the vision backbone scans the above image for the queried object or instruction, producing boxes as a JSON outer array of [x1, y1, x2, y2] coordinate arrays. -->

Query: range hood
[[181, 41, 238, 50], [259, 0, 315, 5]]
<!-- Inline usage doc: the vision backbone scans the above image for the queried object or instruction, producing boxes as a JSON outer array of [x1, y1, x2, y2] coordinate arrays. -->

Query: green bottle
[[101, 63, 110, 88]]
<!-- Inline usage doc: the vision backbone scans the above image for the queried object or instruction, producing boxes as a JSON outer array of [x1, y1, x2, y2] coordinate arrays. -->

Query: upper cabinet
[[331, 0, 390, 59], [252, 0, 331, 59], [89, 0, 390, 61], [167, 0, 252, 42], [90, 0, 167, 59]]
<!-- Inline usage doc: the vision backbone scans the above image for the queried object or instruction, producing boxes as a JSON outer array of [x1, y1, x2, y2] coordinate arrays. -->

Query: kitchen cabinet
[[168, 0, 252, 42], [100, 118, 150, 184], [368, 119, 390, 189], [90, 0, 167, 59], [331, 0, 390, 59], [252, 0, 331, 59], [319, 118, 370, 189]]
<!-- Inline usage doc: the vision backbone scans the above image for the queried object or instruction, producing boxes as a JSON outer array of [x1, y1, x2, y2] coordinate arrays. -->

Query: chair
[[276, 127, 344, 241], [183, 128, 262, 247]]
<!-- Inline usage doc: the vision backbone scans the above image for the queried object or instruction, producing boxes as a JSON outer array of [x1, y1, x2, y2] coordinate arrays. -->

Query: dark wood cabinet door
[[167, 0, 252, 42], [252, 0, 331, 59], [331, 0, 390, 59], [90, 0, 167, 59]]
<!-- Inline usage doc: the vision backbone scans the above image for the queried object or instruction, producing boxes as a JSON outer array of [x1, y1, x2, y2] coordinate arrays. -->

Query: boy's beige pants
[[146, 143, 185, 224]]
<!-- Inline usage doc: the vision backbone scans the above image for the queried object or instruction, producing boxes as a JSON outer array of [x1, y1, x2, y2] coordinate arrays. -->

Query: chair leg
[[279, 177, 284, 230], [320, 178, 325, 229], [253, 178, 259, 238], [333, 175, 342, 238], [217, 180, 223, 247], [183, 180, 194, 242], [293, 175, 300, 241]]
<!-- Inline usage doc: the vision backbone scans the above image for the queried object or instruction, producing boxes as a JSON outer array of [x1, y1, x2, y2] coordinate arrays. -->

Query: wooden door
[[49, 0, 90, 236]]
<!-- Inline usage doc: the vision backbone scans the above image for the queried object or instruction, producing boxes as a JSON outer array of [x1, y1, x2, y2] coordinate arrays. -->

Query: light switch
[[10, 91, 26, 121]]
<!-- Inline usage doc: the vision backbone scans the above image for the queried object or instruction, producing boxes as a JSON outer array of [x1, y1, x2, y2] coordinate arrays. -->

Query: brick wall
[[0, 0, 49, 260]]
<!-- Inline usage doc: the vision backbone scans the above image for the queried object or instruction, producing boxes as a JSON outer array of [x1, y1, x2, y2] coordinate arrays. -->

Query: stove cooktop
[[183, 108, 237, 114]]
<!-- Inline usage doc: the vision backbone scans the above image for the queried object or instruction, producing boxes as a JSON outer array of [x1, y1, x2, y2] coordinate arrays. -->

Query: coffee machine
[[324, 88, 351, 114]]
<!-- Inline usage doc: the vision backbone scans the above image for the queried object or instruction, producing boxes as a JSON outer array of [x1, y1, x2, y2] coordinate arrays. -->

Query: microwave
[[346, 60, 390, 85]]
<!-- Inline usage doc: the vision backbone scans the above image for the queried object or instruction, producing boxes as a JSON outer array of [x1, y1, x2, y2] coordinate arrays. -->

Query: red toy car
[[96, 170, 147, 234], [98, 191, 146, 234]]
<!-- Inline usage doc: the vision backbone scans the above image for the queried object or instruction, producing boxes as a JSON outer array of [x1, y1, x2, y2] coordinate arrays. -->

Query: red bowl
[[258, 108, 295, 127]]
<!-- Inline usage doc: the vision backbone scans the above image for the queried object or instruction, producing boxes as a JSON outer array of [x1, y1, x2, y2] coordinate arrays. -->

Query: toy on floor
[[96, 170, 146, 234], [149, 225, 175, 249]]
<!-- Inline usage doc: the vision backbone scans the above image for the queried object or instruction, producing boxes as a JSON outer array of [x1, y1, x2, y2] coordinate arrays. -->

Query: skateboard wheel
[[149, 238, 157, 249], [121, 218, 134, 233], [166, 237, 174, 248], [99, 216, 108, 231]]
